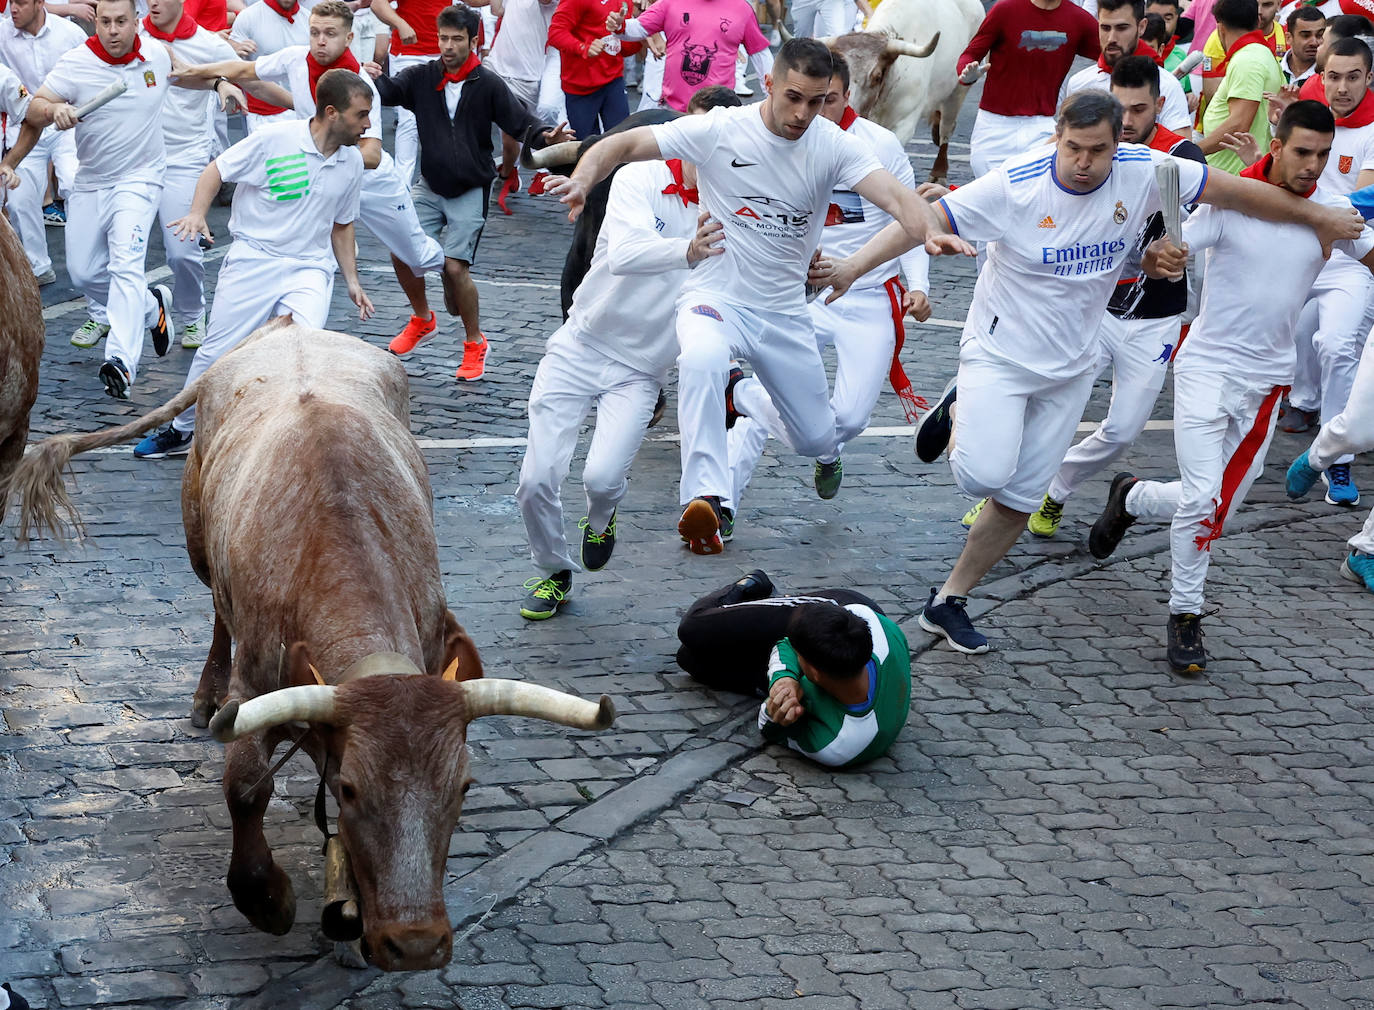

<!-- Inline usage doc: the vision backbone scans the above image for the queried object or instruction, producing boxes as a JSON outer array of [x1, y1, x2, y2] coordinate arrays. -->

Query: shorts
[[412, 176, 487, 264]]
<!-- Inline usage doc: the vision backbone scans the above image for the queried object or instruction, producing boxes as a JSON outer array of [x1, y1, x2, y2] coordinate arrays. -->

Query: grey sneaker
[[181, 314, 206, 349], [35, 268, 56, 286], [520, 570, 572, 620], [71, 319, 110, 349]]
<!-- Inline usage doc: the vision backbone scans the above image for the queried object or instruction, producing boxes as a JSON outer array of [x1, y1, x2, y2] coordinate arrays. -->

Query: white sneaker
[[181, 313, 207, 349], [71, 319, 110, 349]]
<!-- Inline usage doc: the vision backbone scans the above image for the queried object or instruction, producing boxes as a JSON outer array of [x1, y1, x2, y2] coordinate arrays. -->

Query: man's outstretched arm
[[541, 127, 665, 221], [1198, 167, 1363, 255]]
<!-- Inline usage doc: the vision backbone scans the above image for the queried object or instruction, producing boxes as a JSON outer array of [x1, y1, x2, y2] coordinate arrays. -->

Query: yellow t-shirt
[[1202, 41, 1284, 173], [1202, 21, 1288, 69]]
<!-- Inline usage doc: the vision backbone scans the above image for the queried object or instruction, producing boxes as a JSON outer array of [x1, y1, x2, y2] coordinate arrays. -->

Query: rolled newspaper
[[1155, 157, 1183, 248], [1173, 49, 1205, 79], [74, 79, 128, 121]]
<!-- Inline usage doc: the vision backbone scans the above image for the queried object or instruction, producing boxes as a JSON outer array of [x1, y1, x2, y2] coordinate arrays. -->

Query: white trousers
[[790, 0, 848, 37], [1302, 258, 1373, 466], [1126, 368, 1285, 614], [516, 324, 660, 575], [359, 160, 444, 274], [67, 182, 163, 380], [638, 50, 666, 109], [173, 247, 332, 431], [389, 53, 431, 187], [1291, 298, 1320, 412], [1048, 312, 1179, 502], [969, 109, 1055, 178], [7, 127, 77, 276], [677, 298, 836, 508], [1310, 326, 1374, 554], [726, 283, 901, 510], [156, 164, 209, 324]]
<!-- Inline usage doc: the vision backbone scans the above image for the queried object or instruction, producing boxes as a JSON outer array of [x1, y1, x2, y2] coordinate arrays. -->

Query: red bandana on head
[[661, 158, 697, 206], [435, 51, 481, 88], [1240, 152, 1317, 197], [265, 0, 299, 22], [307, 47, 361, 100], [1098, 39, 1163, 73], [86, 34, 146, 64], [142, 12, 198, 41], [838, 105, 858, 130]]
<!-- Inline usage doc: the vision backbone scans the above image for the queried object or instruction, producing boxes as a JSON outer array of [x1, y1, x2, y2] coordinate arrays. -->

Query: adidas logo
[[1037, 215, 1055, 229]]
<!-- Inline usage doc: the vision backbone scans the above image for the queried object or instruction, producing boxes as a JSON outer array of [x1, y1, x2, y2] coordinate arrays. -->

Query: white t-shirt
[[0, 60, 31, 132], [568, 160, 699, 378], [252, 45, 384, 142], [935, 143, 1208, 380], [1319, 118, 1374, 195], [41, 41, 171, 191], [230, 0, 310, 101], [1181, 185, 1374, 384], [652, 103, 884, 314], [215, 118, 363, 269], [0, 11, 87, 92], [486, 0, 556, 84], [1062, 62, 1192, 136], [145, 25, 237, 167]]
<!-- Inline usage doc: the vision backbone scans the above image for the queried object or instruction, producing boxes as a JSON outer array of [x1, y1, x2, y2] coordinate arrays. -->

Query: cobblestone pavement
[[4, 79, 1374, 1010]]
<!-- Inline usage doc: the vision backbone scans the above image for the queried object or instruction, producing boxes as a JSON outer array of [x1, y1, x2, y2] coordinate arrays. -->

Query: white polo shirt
[[935, 143, 1208, 380], [144, 25, 238, 167], [252, 45, 384, 143], [1062, 61, 1192, 135], [0, 60, 31, 132], [41, 40, 171, 191], [230, 0, 309, 115], [652, 103, 884, 315], [215, 118, 363, 270], [0, 10, 86, 92]]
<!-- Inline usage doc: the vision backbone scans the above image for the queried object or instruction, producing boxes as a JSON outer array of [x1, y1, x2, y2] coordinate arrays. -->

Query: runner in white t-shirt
[[825, 88, 1364, 657], [543, 38, 969, 556], [228, 0, 308, 131], [130, 67, 373, 458], [1088, 99, 1374, 674], [1, 0, 176, 400]]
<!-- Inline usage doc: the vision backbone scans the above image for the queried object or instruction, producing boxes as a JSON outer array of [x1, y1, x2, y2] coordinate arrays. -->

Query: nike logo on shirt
[[731, 158, 757, 167]]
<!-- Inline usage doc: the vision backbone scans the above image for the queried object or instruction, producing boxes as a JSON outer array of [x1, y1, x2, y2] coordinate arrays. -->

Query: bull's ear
[[440, 610, 483, 682], [286, 641, 326, 688]]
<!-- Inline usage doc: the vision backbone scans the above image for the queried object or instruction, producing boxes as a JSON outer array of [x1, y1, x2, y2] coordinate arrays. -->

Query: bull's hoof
[[190, 693, 217, 729], [334, 939, 368, 969], [230, 863, 297, 935], [926, 173, 948, 186]]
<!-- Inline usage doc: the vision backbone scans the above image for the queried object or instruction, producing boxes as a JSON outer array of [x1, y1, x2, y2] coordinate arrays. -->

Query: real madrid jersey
[[935, 143, 1208, 380]]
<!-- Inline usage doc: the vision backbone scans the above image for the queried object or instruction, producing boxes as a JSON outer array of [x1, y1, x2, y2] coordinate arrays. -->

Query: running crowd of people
[[3, 0, 1374, 747]]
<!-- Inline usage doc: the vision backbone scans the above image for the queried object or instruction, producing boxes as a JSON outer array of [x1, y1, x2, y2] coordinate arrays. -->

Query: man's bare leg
[[390, 253, 432, 319], [442, 258, 483, 343], [940, 498, 1030, 597]]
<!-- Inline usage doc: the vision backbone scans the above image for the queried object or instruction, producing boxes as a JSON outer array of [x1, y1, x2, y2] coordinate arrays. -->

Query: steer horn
[[460, 679, 616, 730], [209, 685, 338, 742], [520, 140, 583, 171], [885, 32, 940, 58]]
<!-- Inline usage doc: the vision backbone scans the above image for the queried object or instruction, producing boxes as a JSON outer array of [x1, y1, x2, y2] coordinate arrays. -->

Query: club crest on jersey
[[1340, 155, 1354, 174], [1113, 201, 1127, 224], [144, 69, 157, 88], [690, 304, 723, 320]]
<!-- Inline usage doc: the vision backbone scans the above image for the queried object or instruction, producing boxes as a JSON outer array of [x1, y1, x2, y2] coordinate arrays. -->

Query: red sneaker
[[678, 497, 725, 556], [455, 335, 488, 381], [389, 312, 437, 355]]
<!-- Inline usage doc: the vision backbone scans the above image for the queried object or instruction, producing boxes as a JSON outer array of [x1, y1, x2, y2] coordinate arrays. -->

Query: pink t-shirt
[[636, 0, 769, 110]]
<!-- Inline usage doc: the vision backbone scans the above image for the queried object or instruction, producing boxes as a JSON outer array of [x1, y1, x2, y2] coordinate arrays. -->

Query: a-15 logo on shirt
[[1042, 237, 1128, 276], [1019, 30, 1067, 53], [731, 194, 811, 237]]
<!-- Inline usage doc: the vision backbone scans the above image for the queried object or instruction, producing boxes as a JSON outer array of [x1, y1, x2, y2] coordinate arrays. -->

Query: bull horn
[[521, 140, 583, 170], [460, 679, 616, 730], [885, 32, 940, 59], [208, 685, 339, 742], [776, 20, 793, 41]]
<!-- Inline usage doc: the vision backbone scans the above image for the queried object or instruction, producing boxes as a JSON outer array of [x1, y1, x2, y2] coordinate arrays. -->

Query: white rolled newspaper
[[74, 79, 127, 121], [1173, 49, 1205, 78], [1155, 157, 1183, 248]]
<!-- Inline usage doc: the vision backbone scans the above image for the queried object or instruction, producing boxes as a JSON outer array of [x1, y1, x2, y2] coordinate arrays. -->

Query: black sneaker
[[3, 982, 33, 1010], [648, 388, 668, 429], [520, 570, 572, 620], [99, 357, 131, 400], [679, 496, 725, 555], [720, 506, 735, 541], [149, 283, 174, 357], [725, 365, 746, 429], [915, 378, 956, 463], [918, 587, 988, 654], [1089, 472, 1139, 559], [134, 424, 194, 459], [814, 459, 843, 499], [1166, 613, 1207, 674], [580, 512, 617, 571], [721, 569, 774, 605]]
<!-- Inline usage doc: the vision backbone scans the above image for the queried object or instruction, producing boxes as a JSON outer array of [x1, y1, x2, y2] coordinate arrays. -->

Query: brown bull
[[5, 318, 614, 971], [0, 213, 44, 523]]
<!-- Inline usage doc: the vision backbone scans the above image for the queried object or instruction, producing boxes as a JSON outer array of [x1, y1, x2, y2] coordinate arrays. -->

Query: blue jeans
[[564, 77, 629, 139]]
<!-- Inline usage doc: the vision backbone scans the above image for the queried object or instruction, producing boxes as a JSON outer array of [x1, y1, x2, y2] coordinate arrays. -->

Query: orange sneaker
[[456, 335, 488, 381], [678, 497, 725, 555], [389, 312, 437, 355]]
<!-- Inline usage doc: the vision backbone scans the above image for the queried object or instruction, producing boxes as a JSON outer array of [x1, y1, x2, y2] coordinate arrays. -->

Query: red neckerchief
[[142, 12, 197, 41], [264, 0, 299, 23], [1098, 39, 1163, 73], [307, 47, 360, 100], [1335, 86, 1374, 128], [435, 51, 481, 89], [1240, 152, 1316, 196], [1160, 35, 1178, 61], [661, 158, 697, 206], [838, 105, 858, 130], [86, 34, 146, 64], [1298, 72, 1324, 101], [1203, 29, 1274, 79], [1145, 123, 1186, 152]]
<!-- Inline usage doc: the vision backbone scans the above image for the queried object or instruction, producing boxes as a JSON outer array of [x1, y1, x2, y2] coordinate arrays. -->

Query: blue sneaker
[[43, 201, 66, 226], [1286, 450, 1320, 500], [1340, 550, 1374, 592], [134, 424, 194, 459], [918, 587, 988, 654], [1323, 463, 1360, 507]]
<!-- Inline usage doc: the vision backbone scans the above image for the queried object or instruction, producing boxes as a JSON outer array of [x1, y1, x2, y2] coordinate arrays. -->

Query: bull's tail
[[5, 382, 203, 543]]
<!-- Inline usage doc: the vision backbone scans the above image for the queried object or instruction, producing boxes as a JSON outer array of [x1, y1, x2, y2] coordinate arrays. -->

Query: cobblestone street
[[3, 78, 1374, 1010]]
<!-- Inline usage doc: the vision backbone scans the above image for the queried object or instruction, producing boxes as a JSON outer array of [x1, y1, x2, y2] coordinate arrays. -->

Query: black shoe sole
[[99, 361, 129, 400], [150, 285, 173, 357], [915, 380, 956, 463], [1168, 657, 1207, 674], [1088, 473, 1137, 560]]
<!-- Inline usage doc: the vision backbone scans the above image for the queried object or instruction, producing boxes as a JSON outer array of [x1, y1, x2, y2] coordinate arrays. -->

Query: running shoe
[[43, 201, 66, 226], [1166, 613, 1206, 674], [1277, 405, 1319, 434], [679, 496, 725, 555], [455, 335, 488, 380], [721, 568, 774, 605], [720, 506, 735, 542], [99, 357, 131, 400], [1088, 472, 1138, 559], [134, 424, 194, 459], [918, 588, 988, 654], [960, 498, 986, 528], [725, 365, 745, 429], [181, 313, 206, 350], [580, 512, 617, 572], [1285, 449, 1320, 500], [389, 312, 437, 355], [648, 388, 668, 428], [35, 268, 56, 286], [814, 459, 842, 500], [71, 319, 110, 349], [520, 570, 572, 620], [1028, 494, 1064, 538], [149, 283, 174, 357], [915, 378, 956, 463], [1323, 463, 1360, 507], [1341, 550, 1374, 592]]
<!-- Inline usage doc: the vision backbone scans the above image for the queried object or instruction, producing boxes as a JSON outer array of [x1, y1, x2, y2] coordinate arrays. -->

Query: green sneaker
[[1027, 494, 1064, 538], [720, 507, 735, 541], [960, 498, 987, 528], [814, 458, 843, 499], [181, 314, 206, 349], [71, 319, 110, 349], [520, 570, 572, 620]]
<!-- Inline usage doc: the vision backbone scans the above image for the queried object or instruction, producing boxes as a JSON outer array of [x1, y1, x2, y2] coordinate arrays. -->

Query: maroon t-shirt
[[957, 0, 1099, 117]]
